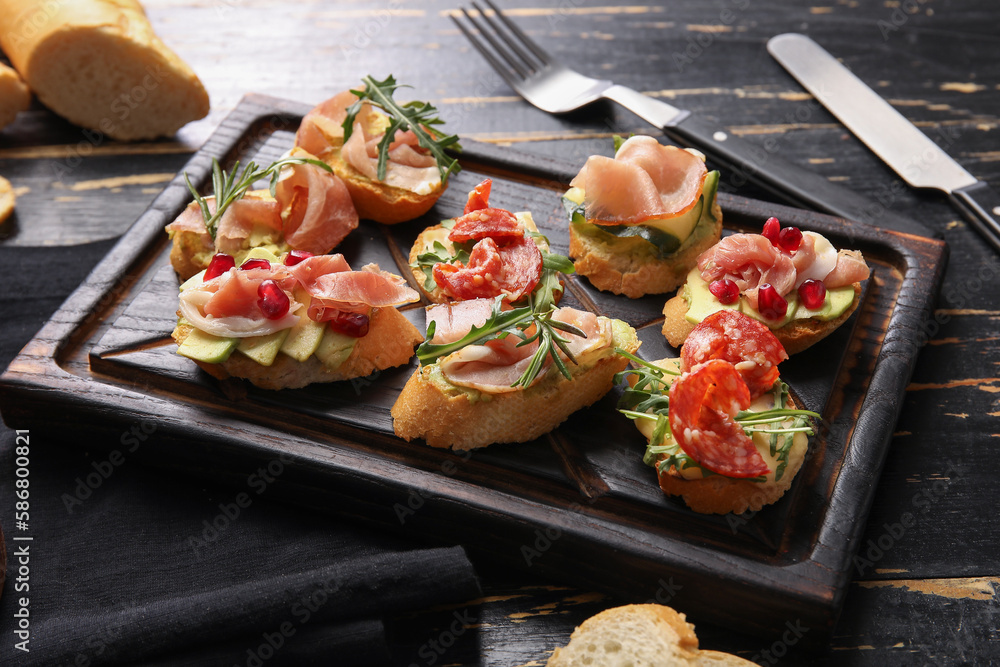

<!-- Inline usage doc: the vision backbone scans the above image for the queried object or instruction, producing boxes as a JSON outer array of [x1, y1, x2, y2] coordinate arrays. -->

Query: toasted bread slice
[[546, 604, 757, 667], [569, 208, 722, 299], [392, 318, 639, 450], [0, 176, 14, 225], [172, 305, 422, 390], [0, 63, 30, 130], [662, 283, 861, 355]]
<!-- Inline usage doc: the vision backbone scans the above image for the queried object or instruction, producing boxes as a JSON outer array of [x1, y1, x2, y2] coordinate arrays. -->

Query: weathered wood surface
[[1, 0, 998, 664]]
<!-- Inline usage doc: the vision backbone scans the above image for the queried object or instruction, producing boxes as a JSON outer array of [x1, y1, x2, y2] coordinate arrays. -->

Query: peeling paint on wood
[[857, 577, 998, 601]]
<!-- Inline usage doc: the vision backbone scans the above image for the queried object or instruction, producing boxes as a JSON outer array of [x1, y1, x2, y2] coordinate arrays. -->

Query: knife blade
[[768, 32, 1000, 254]]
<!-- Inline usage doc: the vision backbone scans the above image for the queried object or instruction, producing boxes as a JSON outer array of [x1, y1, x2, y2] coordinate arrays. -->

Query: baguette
[[546, 604, 757, 667], [172, 305, 422, 391], [0, 0, 209, 140], [0, 62, 30, 130], [392, 304, 640, 450]]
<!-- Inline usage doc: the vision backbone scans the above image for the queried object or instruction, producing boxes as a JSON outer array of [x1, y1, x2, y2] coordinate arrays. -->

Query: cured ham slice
[[426, 298, 495, 344], [166, 200, 211, 236], [824, 249, 871, 287], [681, 310, 788, 399], [275, 161, 358, 255], [294, 90, 357, 156], [179, 268, 300, 338], [179, 255, 417, 337], [698, 234, 796, 310], [569, 135, 707, 225], [437, 305, 607, 393], [216, 197, 282, 255], [307, 264, 419, 318]]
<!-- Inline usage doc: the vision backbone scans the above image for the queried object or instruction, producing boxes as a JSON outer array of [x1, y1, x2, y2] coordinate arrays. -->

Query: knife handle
[[661, 115, 934, 237], [950, 181, 1000, 255]]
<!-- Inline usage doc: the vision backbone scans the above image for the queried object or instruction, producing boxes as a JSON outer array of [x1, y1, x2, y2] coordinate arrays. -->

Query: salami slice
[[434, 235, 542, 301], [448, 207, 523, 244], [433, 237, 506, 300], [680, 310, 788, 399], [668, 359, 769, 478], [464, 178, 492, 214]]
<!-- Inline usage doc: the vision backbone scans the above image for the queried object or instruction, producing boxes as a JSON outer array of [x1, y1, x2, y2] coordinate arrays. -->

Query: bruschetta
[[661, 216, 870, 354], [295, 75, 460, 224], [620, 311, 817, 515], [172, 248, 422, 390], [408, 178, 574, 304], [166, 149, 359, 281], [392, 297, 640, 450], [563, 135, 723, 298]]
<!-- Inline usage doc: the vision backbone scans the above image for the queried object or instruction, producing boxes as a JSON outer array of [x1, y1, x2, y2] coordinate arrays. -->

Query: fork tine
[[473, 0, 545, 74], [451, 10, 524, 90], [459, 5, 532, 79], [481, 0, 553, 67]]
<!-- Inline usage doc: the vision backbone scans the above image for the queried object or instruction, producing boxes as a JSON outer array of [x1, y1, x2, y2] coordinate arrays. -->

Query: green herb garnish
[[342, 74, 461, 183], [184, 156, 332, 240], [616, 360, 819, 483], [416, 292, 587, 389]]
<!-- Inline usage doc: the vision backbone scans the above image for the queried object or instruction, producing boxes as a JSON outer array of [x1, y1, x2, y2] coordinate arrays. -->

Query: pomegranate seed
[[778, 226, 803, 253], [240, 258, 271, 271], [329, 311, 370, 338], [257, 280, 289, 320], [284, 249, 314, 266], [762, 217, 781, 245], [757, 283, 788, 320], [204, 253, 235, 281], [709, 279, 740, 305], [798, 279, 827, 310]]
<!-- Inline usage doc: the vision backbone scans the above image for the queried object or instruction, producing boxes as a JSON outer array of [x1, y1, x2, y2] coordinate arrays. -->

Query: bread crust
[[568, 196, 722, 299], [0, 176, 15, 225], [172, 305, 422, 390], [327, 149, 445, 224], [392, 322, 639, 450], [546, 604, 757, 667], [0, 0, 209, 140], [0, 63, 30, 130], [662, 283, 862, 355]]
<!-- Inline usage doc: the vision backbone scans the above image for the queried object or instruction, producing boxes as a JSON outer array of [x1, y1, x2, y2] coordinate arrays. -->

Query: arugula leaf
[[417, 297, 530, 366], [184, 156, 332, 240], [342, 74, 461, 183]]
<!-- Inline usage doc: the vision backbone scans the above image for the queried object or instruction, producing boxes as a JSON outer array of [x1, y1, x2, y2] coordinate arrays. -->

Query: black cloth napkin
[[0, 240, 482, 666]]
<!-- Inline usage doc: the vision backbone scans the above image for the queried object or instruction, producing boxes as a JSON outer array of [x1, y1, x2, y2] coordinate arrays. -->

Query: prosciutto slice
[[178, 256, 417, 337], [274, 161, 358, 255], [698, 234, 797, 310], [296, 91, 441, 195], [436, 305, 610, 393], [216, 196, 281, 255], [569, 135, 707, 225]]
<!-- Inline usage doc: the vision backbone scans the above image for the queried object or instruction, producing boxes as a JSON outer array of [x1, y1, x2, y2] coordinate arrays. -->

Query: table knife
[[768, 32, 1000, 254]]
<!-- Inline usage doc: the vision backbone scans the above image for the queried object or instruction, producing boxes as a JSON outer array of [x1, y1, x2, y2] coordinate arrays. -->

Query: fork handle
[[601, 86, 932, 237]]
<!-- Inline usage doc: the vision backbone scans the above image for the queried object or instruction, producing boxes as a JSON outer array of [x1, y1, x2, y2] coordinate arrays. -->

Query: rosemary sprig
[[184, 156, 332, 240], [415, 290, 587, 389], [342, 74, 461, 183]]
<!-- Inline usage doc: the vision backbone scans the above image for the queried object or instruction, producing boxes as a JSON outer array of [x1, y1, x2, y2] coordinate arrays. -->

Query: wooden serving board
[[0, 94, 947, 646]]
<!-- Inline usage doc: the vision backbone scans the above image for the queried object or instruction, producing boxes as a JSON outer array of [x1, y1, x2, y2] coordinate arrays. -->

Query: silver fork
[[451, 0, 929, 236]]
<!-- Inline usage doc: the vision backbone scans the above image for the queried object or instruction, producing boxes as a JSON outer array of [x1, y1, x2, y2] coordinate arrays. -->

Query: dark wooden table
[[2, 0, 997, 664]]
